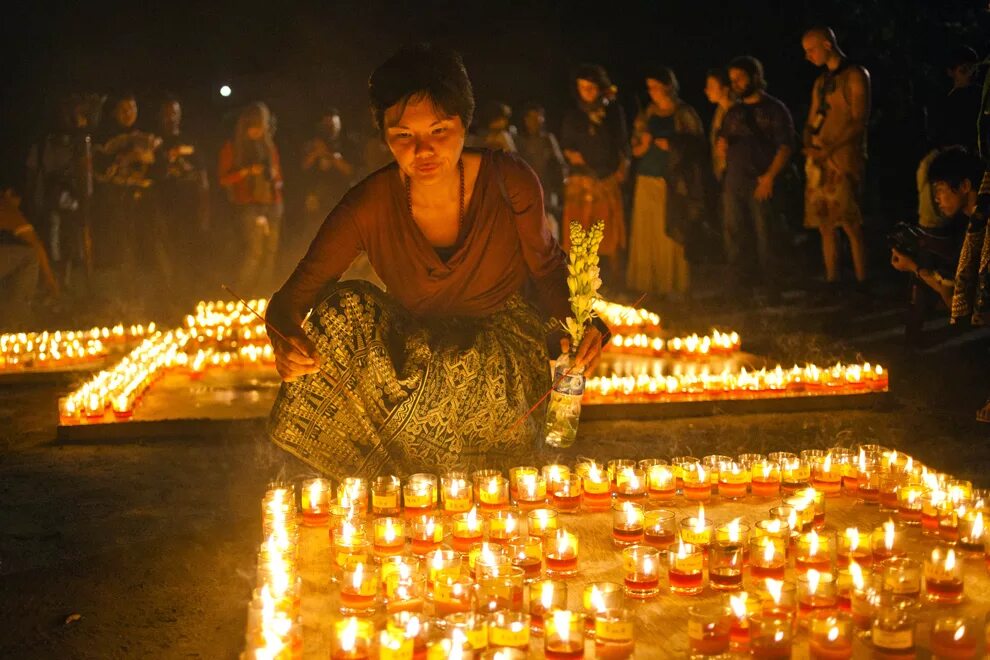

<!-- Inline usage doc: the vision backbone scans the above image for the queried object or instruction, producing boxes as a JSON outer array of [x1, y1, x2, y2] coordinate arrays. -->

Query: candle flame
[[556, 528, 573, 554], [623, 501, 639, 527], [766, 578, 783, 604], [973, 511, 984, 538], [955, 625, 966, 642], [761, 463, 772, 480], [384, 518, 397, 543], [883, 520, 895, 550], [905, 455, 913, 472], [308, 479, 324, 505], [505, 514, 518, 535], [845, 527, 859, 552], [729, 593, 748, 618], [946, 548, 956, 571], [351, 562, 364, 590], [828, 626, 839, 642], [774, 631, 784, 642], [540, 582, 555, 609], [823, 453, 832, 472], [467, 506, 479, 530], [849, 561, 864, 590], [697, 464, 707, 481], [486, 477, 500, 494], [339, 617, 359, 651], [807, 569, 821, 595], [695, 503, 706, 530], [643, 554, 655, 575], [589, 585, 606, 612], [762, 537, 776, 563], [808, 530, 819, 557], [727, 518, 741, 543], [553, 610, 571, 644]]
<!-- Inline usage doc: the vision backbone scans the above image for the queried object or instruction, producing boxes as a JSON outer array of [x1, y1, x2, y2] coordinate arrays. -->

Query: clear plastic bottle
[[544, 352, 585, 449]]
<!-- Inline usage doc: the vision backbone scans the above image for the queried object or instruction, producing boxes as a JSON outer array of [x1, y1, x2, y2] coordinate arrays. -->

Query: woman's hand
[[559, 325, 605, 375], [269, 315, 322, 382], [890, 249, 917, 274]]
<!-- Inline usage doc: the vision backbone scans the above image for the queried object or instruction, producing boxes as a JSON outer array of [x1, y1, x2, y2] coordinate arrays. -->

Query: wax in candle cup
[[373, 517, 407, 557], [529, 580, 567, 634], [679, 510, 714, 549], [332, 538, 372, 582], [338, 477, 368, 513], [487, 610, 530, 649], [881, 557, 921, 601], [583, 581, 624, 633], [878, 474, 904, 514], [939, 505, 963, 543], [710, 539, 745, 592], [687, 603, 732, 657], [621, 545, 661, 598], [513, 473, 547, 510], [478, 567, 525, 613], [385, 611, 431, 657], [718, 461, 750, 500], [896, 484, 925, 526], [682, 464, 713, 502], [794, 529, 835, 575], [409, 515, 444, 555], [748, 613, 794, 659], [715, 520, 750, 552], [470, 541, 510, 578], [668, 541, 705, 595], [541, 464, 570, 493], [472, 469, 501, 498], [920, 491, 947, 537], [551, 475, 583, 514], [810, 454, 843, 497], [924, 546, 963, 604], [797, 570, 837, 621], [956, 510, 985, 555], [451, 508, 484, 553], [750, 461, 782, 498], [425, 548, 462, 589], [836, 527, 872, 570], [371, 475, 401, 516], [670, 456, 700, 490], [643, 508, 677, 550], [441, 472, 473, 515], [484, 509, 520, 544], [507, 535, 543, 582], [443, 611, 489, 653], [300, 477, 332, 526], [527, 508, 559, 540], [545, 528, 579, 577], [855, 463, 881, 505], [646, 464, 676, 501], [580, 463, 612, 511], [332, 617, 374, 660], [339, 562, 380, 615], [808, 611, 854, 660], [930, 616, 978, 660], [508, 466, 538, 500], [870, 521, 905, 563], [755, 579, 797, 621], [594, 607, 634, 659], [544, 610, 584, 660], [612, 501, 645, 547], [614, 467, 648, 502], [870, 605, 915, 657], [403, 474, 437, 516], [384, 571, 427, 615], [725, 591, 759, 651], [432, 575, 476, 617]]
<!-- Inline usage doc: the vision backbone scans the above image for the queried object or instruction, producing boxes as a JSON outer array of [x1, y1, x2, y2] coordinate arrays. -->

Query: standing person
[[301, 108, 356, 241], [560, 64, 629, 289], [151, 95, 210, 300], [626, 67, 705, 297], [516, 102, 567, 239], [218, 102, 284, 297], [717, 56, 795, 297], [704, 68, 734, 183], [0, 184, 59, 326], [802, 27, 871, 294], [473, 101, 517, 153]]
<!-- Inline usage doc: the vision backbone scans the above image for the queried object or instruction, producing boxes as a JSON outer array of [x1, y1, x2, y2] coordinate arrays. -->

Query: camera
[[887, 222, 961, 272]]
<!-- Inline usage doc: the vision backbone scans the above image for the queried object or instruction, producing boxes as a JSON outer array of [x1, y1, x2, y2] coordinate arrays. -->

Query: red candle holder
[[749, 536, 787, 582], [441, 472, 473, 516], [794, 530, 834, 575], [551, 476, 583, 514], [718, 461, 750, 500], [408, 515, 444, 556], [478, 475, 510, 512], [529, 579, 567, 634], [373, 517, 406, 558], [508, 535, 543, 582], [683, 464, 713, 502], [544, 610, 584, 660], [339, 562, 380, 615], [614, 467, 648, 502], [797, 570, 837, 620], [929, 616, 978, 659], [451, 508, 483, 554], [710, 540, 745, 592], [594, 607, 635, 659], [836, 528, 872, 570], [808, 611, 853, 660], [402, 475, 436, 517], [810, 455, 842, 498], [580, 463, 612, 511]]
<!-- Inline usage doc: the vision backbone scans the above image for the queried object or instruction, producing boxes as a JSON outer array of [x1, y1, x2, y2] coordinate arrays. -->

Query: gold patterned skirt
[[268, 281, 551, 479]]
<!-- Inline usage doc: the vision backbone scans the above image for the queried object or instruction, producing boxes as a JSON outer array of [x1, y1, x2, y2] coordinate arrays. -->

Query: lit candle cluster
[[1, 323, 154, 371], [592, 300, 661, 333], [607, 329, 741, 357]]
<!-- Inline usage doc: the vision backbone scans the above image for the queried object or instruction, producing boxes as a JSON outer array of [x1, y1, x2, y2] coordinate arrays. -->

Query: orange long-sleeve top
[[217, 140, 283, 205]]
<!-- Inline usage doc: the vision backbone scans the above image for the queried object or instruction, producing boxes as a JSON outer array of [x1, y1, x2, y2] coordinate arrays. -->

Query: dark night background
[[2, 0, 988, 231]]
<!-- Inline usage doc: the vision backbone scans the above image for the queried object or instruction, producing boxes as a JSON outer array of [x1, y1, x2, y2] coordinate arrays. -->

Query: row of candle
[[592, 299, 661, 333], [607, 330, 741, 357], [1, 323, 156, 371], [584, 362, 888, 401]]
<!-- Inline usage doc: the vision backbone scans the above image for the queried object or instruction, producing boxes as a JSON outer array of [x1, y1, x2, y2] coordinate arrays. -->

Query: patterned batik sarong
[[268, 281, 550, 479], [804, 160, 863, 230]]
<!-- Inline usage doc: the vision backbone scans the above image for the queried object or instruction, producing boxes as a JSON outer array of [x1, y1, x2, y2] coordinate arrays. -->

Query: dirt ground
[[1, 284, 988, 659]]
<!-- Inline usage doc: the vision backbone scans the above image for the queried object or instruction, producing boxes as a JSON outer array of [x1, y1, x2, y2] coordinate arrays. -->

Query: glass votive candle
[[583, 582, 624, 632], [614, 467, 648, 502], [529, 580, 567, 634], [878, 473, 904, 513], [797, 570, 837, 619], [738, 453, 765, 468], [687, 603, 732, 657], [444, 611, 489, 654], [679, 509, 714, 549], [300, 477, 332, 526], [621, 545, 661, 598], [849, 574, 881, 634], [371, 475, 402, 516], [780, 458, 810, 494], [881, 557, 922, 601], [870, 521, 906, 563], [514, 473, 547, 510], [671, 455, 700, 490], [507, 535, 543, 582], [333, 536, 372, 581], [726, 592, 760, 651], [924, 546, 963, 603], [810, 455, 842, 497], [749, 613, 794, 659], [409, 515, 444, 556], [478, 475, 510, 512], [749, 536, 788, 582], [441, 472, 474, 515], [432, 575, 476, 616], [710, 538, 745, 592], [855, 462, 881, 505], [769, 505, 801, 540], [870, 604, 915, 657], [957, 509, 985, 555], [756, 579, 797, 620], [920, 491, 946, 537], [808, 611, 853, 660], [612, 501, 645, 547], [544, 610, 584, 659], [939, 504, 964, 543], [527, 508, 559, 540], [373, 517, 407, 557], [545, 528, 579, 577], [715, 519, 750, 554], [795, 529, 834, 575], [644, 508, 677, 550], [702, 453, 732, 485], [836, 527, 872, 570], [508, 466, 538, 500], [668, 541, 705, 595], [594, 607, 634, 659], [606, 459, 636, 486], [580, 463, 612, 511], [551, 475, 583, 514], [470, 541, 509, 578], [488, 610, 530, 650], [339, 562, 380, 615], [718, 461, 750, 500], [930, 616, 978, 659], [647, 463, 676, 501], [451, 508, 484, 553], [478, 566, 525, 613], [485, 509, 520, 545], [896, 483, 925, 526], [332, 617, 374, 660], [425, 548, 461, 589], [385, 611, 430, 656], [683, 464, 713, 502], [541, 464, 570, 493], [384, 571, 427, 615], [403, 475, 437, 517], [751, 461, 782, 498]]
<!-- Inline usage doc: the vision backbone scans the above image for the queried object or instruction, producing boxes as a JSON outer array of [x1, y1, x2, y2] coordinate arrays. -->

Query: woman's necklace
[[405, 159, 465, 241]]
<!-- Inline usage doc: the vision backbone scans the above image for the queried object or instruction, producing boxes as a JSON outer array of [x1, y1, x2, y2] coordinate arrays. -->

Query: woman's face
[[384, 95, 465, 186], [246, 122, 265, 140], [646, 78, 672, 106], [115, 99, 138, 128], [576, 78, 600, 104]]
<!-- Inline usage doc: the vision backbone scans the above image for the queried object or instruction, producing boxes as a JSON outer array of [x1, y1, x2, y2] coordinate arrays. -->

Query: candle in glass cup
[[508, 466, 538, 501], [647, 463, 676, 501], [508, 535, 543, 581], [757, 579, 797, 620], [300, 477, 332, 526], [384, 570, 426, 615], [715, 519, 749, 555], [545, 528, 578, 577], [332, 617, 373, 660], [920, 490, 946, 537], [702, 454, 731, 492], [683, 464, 713, 502], [798, 570, 836, 619], [780, 458, 810, 494], [478, 475, 510, 512], [441, 472, 473, 515], [581, 463, 612, 511], [671, 456, 700, 491], [488, 610, 530, 650], [870, 520, 905, 563], [541, 464, 570, 493], [749, 614, 793, 659], [710, 538, 745, 592], [896, 483, 925, 526], [470, 541, 509, 578], [529, 580, 567, 634], [687, 603, 732, 657], [443, 611, 488, 654], [614, 467, 648, 502], [403, 475, 436, 517], [849, 569, 880, 633], [339, 562, 380, 615], [621, 544, 660, 598], [668, 540, 705, 595], [834, 562, 861, 611], [751, 461, 781, 498], [882, 557, 921, 601], [726, 592, 759, 651], [583, 582, 624, 633], [551, 475, 583, 513], [679, 505, 714, 550], [432, 575, 476, 616], [425, 548, 461, 589], [808, 611, 853, 660], [478, 566, 525, 613], [338, 477, 368, 512], [925, 546, 963, 603], [373, 517, 407, 557], [544, 610, 584, 660], [371, 475, 402, 516], [957, 509, 984, 555], [409, 515, 444, 555], [795, 529, 834, 575], [606, 459, 636, 488], [386, 612, 431, 657], [333, 536, 372, 581], [878, 473, 904, 513], [718, 461, 750, 500], [451, 507, 483, 553], [527, 508, 559, 540], [514, 473, 547, 510], [810, 454, 842, 497], [870, 605, 915, 658], [939, 504, 963, 543], [644, 508, 677, 550], [750, 536, 787, 582], [930, 616, 978, 659], [612, 501, 644, 547], [836, 527, 872, 570], [485, 509, 520, 545], [594, 607, 635, 660]]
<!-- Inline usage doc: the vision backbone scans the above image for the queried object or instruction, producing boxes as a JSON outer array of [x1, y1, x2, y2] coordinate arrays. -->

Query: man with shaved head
[[801, 26, 871, 297]]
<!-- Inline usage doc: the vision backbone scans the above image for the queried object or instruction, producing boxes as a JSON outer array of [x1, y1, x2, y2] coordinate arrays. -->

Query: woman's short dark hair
[[645, 66, 679, 96], [368, 43, 475, 134], [728, 55, 767, 91], [706, 67, 730, 88], [928, 146, 985, 190], [573, 63, 612, 89]]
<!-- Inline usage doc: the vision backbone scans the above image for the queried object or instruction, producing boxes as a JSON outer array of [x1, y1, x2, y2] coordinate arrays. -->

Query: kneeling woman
[[266, 45, 604, 479]]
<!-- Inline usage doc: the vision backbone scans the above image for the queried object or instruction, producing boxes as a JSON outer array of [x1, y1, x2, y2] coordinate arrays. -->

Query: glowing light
[[220, 85, 232, 97]]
